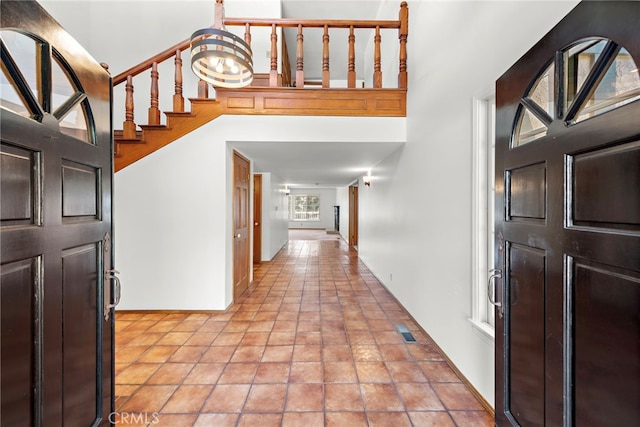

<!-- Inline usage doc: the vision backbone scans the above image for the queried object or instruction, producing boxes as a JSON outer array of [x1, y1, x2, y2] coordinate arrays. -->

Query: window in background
[[289, 195, 320, 221]]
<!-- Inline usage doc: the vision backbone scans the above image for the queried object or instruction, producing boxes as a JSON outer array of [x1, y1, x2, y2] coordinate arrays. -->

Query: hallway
[[114, 239, 493, 426]]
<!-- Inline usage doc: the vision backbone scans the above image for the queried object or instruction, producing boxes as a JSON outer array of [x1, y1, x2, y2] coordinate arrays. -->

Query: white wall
[[357, 0, 580, 406], [259, 172, 289, 261], [115, 115, 404, 310], [288, 187, 337, 230]]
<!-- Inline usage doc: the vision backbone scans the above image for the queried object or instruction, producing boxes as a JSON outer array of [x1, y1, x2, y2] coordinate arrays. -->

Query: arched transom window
[[514, 37, 640, 147], [1, 29, 95, 144]]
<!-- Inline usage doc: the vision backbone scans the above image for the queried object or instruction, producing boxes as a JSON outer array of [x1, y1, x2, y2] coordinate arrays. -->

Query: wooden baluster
[[123, 75, 136, 139], [296, 24, 304, 88], [198, 42, 209, 98], [398, 1, 409, 89], [148, 62, 160, 125], [173, 50, 184, 112], [373, 26, 382, 88], [348, 25, 356, 88], [322, 25, 330, 88], [244, 24, 255, 86], [270, 23, 278, 87], [244, 23, 252, 46], [198, 79, 209, 99]]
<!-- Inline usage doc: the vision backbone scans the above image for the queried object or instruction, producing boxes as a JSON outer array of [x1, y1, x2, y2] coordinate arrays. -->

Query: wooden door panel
[[0, 257, 41, 426], [61, 160, 100, 220], [0, 143, 39, 226], [570, 259, 640, 426], [506, 162, 546, 221], [62, 243, 100, 425], [571, 140, 640, 228], [506, 243, 546, 427]]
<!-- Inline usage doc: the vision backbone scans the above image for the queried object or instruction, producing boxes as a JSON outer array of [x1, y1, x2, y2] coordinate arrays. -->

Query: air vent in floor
[[396, 323, 416, 342]]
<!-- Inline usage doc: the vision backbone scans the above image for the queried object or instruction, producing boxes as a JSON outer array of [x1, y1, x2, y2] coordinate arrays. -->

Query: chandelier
[[190, 0, 253, 88]]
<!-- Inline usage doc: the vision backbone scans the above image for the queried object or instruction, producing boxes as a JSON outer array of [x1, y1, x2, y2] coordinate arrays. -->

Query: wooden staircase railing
[[112, 2, 408, 172]]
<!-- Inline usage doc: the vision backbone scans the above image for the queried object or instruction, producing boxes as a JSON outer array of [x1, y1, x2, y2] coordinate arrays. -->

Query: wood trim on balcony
[[215, 87, 406, 117]]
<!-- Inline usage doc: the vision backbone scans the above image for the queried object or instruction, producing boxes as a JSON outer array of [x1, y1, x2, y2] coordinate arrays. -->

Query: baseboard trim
[[423, 326, 496, 418], [366, 270, 496, 417], [115, 308, 229, 315]]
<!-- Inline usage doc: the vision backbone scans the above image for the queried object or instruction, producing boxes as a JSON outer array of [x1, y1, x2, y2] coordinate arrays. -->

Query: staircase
[[112, 2, 409, 172], [115, 99, 223, 171]]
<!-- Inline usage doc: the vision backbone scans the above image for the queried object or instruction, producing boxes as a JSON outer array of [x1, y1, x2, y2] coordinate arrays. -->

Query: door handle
[[235, 233, 241, 238], [104, 269, 122, 321], [102, 232, 122, 321], [254, 222, 259, 226], [488, 268, 503, 319]]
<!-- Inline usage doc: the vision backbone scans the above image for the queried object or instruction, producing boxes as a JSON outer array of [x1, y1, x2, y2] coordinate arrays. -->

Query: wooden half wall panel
[[216, 87, 406, 117]]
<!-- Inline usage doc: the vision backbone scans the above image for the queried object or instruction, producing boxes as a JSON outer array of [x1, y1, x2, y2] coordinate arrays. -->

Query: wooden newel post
[[296, 24, 304, 88], [348, 26, 356, 88], [322, 25, 330, 88], [398, 1, 408, 89], [173, 50, 184, 112], [270, 24, 278, 87], [148, 62, 160, 125], [123, 75, 136, 139], [373, 26, 382, 88]]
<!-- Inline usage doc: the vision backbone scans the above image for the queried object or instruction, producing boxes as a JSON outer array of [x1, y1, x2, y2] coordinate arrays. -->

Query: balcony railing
[[110, 2, 408, 139]]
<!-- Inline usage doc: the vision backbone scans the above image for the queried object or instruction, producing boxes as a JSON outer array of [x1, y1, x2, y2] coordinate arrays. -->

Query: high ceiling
[[38, 0, 401, 189], [243, 0, 401, 188]]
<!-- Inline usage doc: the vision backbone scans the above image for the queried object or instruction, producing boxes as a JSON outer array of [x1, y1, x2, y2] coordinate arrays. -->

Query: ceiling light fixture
[[190, 0, 253, 88], [363, 170, 372, 187]]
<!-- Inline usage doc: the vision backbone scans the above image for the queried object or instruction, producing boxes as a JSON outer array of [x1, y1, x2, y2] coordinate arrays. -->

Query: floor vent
[[396, 324, 416, 342]]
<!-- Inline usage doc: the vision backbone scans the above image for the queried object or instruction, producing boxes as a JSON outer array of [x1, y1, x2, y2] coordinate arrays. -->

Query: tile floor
[[115, 238, 493, 426]]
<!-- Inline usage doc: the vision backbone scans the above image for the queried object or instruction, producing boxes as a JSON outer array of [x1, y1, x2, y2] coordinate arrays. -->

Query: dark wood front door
[[253, 173, 262, 264], [233, 151, 250, 300], [1, 2, 114, 425], [495, 2, 640, 425]]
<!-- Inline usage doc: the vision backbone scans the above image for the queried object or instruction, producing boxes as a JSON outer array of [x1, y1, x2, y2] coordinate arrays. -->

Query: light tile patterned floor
[[115, 239, 493, 426]]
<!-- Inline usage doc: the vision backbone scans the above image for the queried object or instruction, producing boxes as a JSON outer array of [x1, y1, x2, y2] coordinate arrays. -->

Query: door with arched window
[[495, 2, 640, 425], [1, 2, 114, 425]]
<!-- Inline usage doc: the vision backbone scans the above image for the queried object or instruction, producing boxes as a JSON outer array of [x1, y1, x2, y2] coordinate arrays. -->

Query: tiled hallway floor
[[115, 239, 493, 426]]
